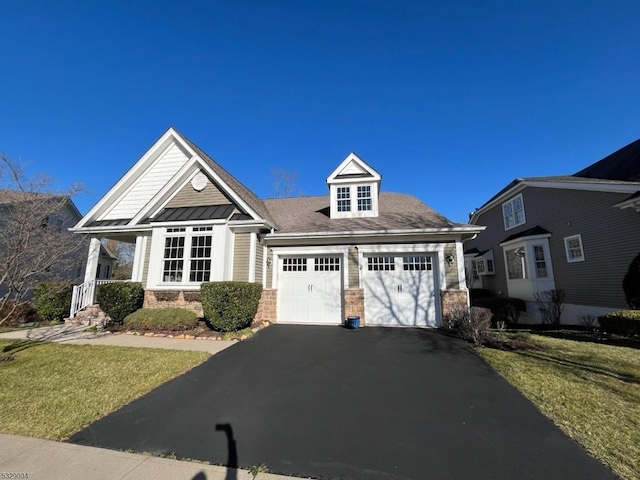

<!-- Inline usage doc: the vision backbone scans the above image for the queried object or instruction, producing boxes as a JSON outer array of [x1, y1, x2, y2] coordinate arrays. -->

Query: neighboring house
[[70, 127, 483, 326], [0, 191, 114, 301], [465, 138, 640, 323]]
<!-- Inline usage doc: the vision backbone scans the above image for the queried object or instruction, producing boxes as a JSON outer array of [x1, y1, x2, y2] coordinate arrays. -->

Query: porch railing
[[69, 279, 128, 318]]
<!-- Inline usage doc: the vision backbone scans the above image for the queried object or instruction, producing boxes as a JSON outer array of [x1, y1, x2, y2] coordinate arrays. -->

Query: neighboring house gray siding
[[167, 178, 231, 208], [233, 233, 251, 281], [469, 187, 640, 309]]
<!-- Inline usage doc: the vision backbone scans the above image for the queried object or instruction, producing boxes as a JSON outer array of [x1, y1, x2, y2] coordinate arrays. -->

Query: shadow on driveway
[[69, 325, 616, 480]]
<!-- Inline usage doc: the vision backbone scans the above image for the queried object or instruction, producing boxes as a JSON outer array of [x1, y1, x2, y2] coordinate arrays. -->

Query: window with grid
[[189, 234, 212, 282], [505, 247, 527, 280], [337, 187, 351, 212], [283, 258, 307, 271], [357, 185, 372, 211], [564, 235, 585, 262], [314, 257, 340, 271], [403, 256, 432, 271], [533, 245, 548, 278], [367, 257, 395, 271], [163, 236, 185, 282], [502, 194, 525, 230], [475, 259, 485, 274]]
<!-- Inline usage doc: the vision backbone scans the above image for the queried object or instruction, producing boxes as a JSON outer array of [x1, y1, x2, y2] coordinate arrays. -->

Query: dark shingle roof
[[264, 193, 465, 234], [501, 226, 550, 244], [179, 133, 276, 226], [574, 138, 640, 181]]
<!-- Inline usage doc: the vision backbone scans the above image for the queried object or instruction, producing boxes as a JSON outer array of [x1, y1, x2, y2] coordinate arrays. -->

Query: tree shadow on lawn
[[534, 330, 640, 350]]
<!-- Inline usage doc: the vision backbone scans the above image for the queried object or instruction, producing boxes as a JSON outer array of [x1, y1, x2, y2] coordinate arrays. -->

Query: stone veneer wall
[[440, 289, 469, 318], [143, 290, 204, 316], [344, 288, 365, 326], [253, 289, 277, 323]]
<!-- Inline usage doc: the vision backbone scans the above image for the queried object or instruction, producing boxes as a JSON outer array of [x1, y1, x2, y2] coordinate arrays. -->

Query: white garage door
[[363, 255, 438, 327], [278, 257, 343, 324]]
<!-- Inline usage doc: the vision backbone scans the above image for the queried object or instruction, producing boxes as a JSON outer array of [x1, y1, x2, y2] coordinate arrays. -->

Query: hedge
[[34, 282, 74, 322], [124, 308, 199, 331], [472, 296, 526, 323], [598, 310, 640, 337], [201, 281, 262, 332], [96, 282, 144, 323]]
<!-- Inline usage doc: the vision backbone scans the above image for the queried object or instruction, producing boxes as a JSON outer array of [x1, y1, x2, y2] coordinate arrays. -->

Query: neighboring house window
[[357, 185, 372, 211], [105, 265, 111, 279], [96, 263, 102, 279], [533, 245, 548, 278], [283, 258, 307, 272], [403, 256, 432, 271], [475, 259, 485, 275], [503, 194, 525, 230], [505, 247, 527, 279], [564, 234, 585, 262], [337, 187, 351, 212], [368, 257, 395, 271], [486, 259, 494, 274], [315, 257, 340, 271], [471, 261, 479, 280]]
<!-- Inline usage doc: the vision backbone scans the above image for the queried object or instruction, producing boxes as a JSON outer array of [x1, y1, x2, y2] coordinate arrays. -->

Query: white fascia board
[[75, 127, 182, 229], [499, 233, 551, 248], [228, 220, 275, 233], [271, 245, 349, 255], [70, 224, 152, 234], [471, 180, 640, 224], [326, 152, 381, 184], [266, 226, 485, 240]]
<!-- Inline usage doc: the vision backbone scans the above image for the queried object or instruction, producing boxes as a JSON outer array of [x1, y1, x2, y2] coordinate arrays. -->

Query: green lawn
[[478, 335, 640, 480], [0, 340, 209, 440]]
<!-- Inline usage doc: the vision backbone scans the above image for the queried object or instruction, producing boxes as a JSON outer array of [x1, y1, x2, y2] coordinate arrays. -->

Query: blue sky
[[1, 1, 639, 223]]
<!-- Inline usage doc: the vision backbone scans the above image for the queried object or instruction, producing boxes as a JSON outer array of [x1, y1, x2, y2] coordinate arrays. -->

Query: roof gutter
[[265, 225, 485, 241]]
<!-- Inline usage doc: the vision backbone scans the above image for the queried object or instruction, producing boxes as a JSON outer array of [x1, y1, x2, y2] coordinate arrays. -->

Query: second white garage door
[[363, 255, 439, 327], [278, 256, 343, 324]]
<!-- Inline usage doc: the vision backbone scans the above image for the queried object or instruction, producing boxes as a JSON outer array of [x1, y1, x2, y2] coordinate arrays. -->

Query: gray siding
[[141, 237, 152, 286], [233, 233, 251, 281], [265, 248, 274, 288], [467, 187, 640, 308], [348, 246, 359, 287], [255, 238, 264, 284], [167, 177, 231, 208], [443, 243, 459, 289]]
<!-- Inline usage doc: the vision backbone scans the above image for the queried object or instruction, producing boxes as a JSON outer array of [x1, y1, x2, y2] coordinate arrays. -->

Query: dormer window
[[337, 187, 351, 212], [357, 185, 372, 211]]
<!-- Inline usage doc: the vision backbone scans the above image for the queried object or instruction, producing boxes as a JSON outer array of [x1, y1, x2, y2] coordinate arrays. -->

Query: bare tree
[[270, 168, 301, 198], [104, 239, 135, 280], [0, 154, 85, 324]]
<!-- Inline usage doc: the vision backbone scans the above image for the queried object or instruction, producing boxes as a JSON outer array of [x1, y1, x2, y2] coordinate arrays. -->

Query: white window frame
[[357, 185, 372, 211], [564, 234, 585, 263], [502, 193, 526, 230], [160, 226, 214, 285], [532, 244, 548, 278], [337, 186, 351, 212]]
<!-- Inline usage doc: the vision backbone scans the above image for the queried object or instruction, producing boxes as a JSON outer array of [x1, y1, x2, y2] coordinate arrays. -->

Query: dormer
[[326, 153, 381, 219]]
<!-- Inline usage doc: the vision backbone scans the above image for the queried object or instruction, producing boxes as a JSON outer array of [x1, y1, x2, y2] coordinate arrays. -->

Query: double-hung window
[[162, 226, 213, 283], [533, 245, 548, 278], [564, 234, 585, 262], [503, 194, 525, 230], [357, 185, 372, 211], [337, 187, 351, 212]]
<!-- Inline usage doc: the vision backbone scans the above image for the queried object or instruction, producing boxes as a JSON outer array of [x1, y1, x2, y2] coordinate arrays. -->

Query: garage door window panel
[[283, 258, 307, 271], [368, 257, 395, 271], [315, 257, 340, 271], [403, 256, 432, 271]]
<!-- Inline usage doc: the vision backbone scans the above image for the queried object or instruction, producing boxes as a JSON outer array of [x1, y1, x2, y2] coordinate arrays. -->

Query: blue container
[[347, 316, 360, 330]]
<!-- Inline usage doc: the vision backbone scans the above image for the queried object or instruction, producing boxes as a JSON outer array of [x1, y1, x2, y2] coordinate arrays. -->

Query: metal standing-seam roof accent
[[151, 205, 235, 223]]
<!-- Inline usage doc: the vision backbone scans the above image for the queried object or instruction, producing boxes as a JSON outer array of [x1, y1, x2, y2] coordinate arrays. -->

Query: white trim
[[249, 232, 257, 282], [500, 233, 551, 248], [131, 235, 147, 282], [262, 244, 267, 288], [455, 241, 467, 290], [326, 152, 381, 184], [84, 238, 102, 283], [564, 234, 585, 262], [267, 226, 484, 240]]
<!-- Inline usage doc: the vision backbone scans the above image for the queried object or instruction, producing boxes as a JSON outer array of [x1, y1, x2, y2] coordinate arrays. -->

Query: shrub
[[0, 301, 40, 326], [535, 289, 565, 325], [472, 296, 526, 324], [469, 289, 493, 301], [124, 308, 199, 331], [444, 305, 493, 346], [201, 281, 262, 332], [34, 282, 74, 322], [622, 252, 640, 309], [96, 282, 144, 323], [598, 310, 640, 337]]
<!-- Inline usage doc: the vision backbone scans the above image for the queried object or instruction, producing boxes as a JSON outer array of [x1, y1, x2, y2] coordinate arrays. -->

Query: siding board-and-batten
[[233, 233, 251, 282], [103, 143, 191, 220], [468, 187, 640, 308]]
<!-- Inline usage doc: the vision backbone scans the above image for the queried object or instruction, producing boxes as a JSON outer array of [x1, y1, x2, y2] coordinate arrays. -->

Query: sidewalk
[[0, 434, 304, 480], [0, 325, 236, 355]]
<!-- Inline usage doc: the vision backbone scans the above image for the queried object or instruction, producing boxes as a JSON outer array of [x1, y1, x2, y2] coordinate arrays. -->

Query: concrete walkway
[[0, 434, 304, 480], [0, 325, 236, 354]]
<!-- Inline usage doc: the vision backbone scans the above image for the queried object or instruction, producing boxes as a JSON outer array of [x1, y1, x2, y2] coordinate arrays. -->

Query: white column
[[248, 232, 257, 283], [84, 237, 102, 283], [131, 235, 147, 282]]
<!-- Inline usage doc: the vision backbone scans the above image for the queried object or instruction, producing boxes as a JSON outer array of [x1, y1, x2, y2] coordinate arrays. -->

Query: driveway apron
[[68, 325, 615, 480]]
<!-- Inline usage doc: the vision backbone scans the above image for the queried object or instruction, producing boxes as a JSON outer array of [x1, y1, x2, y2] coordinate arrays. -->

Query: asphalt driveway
[[69, 326, 615, 479]]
